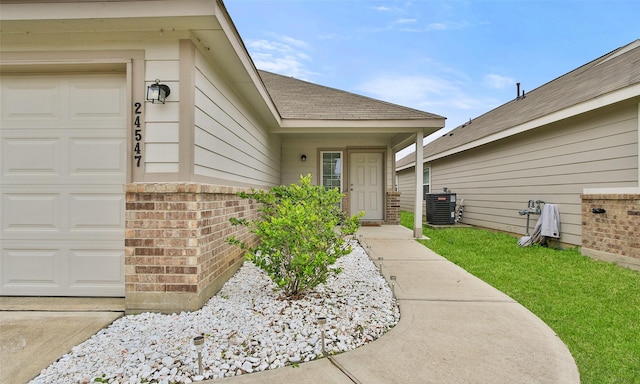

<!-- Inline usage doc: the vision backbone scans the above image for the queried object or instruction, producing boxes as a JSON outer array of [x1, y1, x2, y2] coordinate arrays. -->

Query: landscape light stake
[[390, 275, 397, 298], [193, 335, 204, 375], [317, 316, 327, 356]]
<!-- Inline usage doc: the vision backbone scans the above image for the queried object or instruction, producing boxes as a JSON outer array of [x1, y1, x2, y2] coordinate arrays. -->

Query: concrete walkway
[[218, 225, 580, 384]]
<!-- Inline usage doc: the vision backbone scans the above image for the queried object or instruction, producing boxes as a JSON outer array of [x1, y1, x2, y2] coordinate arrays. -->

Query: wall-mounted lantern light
[[146, 79, 171, 104], [301, 154, 307, 162]]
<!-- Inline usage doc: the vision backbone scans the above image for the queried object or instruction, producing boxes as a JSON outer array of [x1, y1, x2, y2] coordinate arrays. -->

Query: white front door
[[350, 152, 383, 220], [0, 73, 127, 296]]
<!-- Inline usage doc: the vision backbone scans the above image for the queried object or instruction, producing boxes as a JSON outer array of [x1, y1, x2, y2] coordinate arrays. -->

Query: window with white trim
[[423, 167, 430, 199], [321, 151, 342, 191]]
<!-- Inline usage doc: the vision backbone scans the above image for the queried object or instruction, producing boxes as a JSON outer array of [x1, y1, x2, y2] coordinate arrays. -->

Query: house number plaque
[[133, 102, 142, 167]]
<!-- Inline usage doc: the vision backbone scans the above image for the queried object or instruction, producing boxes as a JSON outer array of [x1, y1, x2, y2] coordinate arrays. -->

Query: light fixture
[[301, 154, 307, 162], [193, 335, 204, 375], [317, 316, 327, 356], [146, 79, 171, 104]]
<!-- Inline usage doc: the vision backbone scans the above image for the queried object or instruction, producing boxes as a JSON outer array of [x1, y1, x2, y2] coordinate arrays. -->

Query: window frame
[[423, 167, 431, 199], [320, 150, 343, 192]]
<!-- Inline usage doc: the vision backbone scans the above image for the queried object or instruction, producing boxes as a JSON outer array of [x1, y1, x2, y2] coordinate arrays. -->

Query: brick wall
[[386, 191, 401, 224], [581, 193, 640, 270], [124, 183, 260, 313]]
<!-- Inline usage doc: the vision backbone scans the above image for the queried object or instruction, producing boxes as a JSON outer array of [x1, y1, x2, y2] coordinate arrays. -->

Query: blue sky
[[225, 1, 640, 156]]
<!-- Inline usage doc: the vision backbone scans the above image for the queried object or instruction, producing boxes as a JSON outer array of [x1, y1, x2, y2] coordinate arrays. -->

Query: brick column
[[124, 183, 259, 313], [386, 191, 401, 224], [581, 193, 640, 270]]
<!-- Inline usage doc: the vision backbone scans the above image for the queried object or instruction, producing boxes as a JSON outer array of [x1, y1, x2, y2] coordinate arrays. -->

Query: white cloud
[[426, 20, 470, 31], [483, 73, 514, 89], [245, 36, 314, 79], [357, 72, 502, 131], [395, 18, 417, 25]]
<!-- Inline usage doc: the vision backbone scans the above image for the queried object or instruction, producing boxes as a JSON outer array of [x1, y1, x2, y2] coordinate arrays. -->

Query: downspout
[[414, 130, 424, 238]]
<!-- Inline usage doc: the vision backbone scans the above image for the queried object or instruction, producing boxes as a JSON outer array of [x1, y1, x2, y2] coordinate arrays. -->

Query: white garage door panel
[[1, 248, 59, 285], [1, 138, 59, 175], [69, 193, 124, 231], [0, 73, 126, 297], [1, 242, 124, 296], [1, 81, 59, 119], [70, 138, 125, 175], [69, 248, 124, 287], [2, 193, 62, 232], [2, 185, 124, 240]]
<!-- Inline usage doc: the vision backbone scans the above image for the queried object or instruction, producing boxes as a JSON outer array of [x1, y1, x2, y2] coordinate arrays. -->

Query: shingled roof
[[398, 39, 640, 168], [258, 70, 443, 121]]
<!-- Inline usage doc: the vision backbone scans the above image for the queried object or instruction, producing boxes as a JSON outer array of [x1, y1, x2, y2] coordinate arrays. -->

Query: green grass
[[400, 211, 640, 384]]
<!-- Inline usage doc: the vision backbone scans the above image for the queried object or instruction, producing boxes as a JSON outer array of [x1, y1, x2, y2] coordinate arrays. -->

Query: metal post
[[318, 316, 327, 356], [193, 335, 204, 375]]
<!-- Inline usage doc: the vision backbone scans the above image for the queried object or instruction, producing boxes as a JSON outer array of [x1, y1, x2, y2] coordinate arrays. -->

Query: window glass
[[321, 151, 342, 190], [423, 167, 430, 198]]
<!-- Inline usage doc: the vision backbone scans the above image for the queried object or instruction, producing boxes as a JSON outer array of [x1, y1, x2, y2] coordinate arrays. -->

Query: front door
[[349, 152, 383, 220]]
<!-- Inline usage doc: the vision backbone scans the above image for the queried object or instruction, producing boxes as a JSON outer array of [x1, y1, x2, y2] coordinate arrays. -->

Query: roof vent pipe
[[516, 82, 521, 99]]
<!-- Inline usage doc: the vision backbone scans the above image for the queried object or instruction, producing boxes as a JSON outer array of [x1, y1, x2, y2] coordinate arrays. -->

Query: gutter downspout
[[414, 130, 424, 238]]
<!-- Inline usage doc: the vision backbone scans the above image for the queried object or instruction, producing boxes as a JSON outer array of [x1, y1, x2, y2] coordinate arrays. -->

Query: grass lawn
[[400, 212, 640, 384]]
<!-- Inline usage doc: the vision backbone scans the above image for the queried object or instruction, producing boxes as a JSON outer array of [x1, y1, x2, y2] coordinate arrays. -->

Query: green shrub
[[228, 175, 363, 298]]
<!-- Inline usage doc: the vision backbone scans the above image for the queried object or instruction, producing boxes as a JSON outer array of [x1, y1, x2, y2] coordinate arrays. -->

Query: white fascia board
[[276, 118, 444, 131], [424, 83, 640, 163], [0, 0, 216, 21]]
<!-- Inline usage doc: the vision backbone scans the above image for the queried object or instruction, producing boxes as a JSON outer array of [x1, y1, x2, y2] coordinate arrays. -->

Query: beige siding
[[193, 52, 280, 187], [397, 168, 416, 212], [144, 47, 180, 173], [429, 101, 638, 246], [281, 136, 393, 189]]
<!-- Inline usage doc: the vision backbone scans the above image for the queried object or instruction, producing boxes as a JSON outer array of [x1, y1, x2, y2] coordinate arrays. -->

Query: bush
[[228, 175, 363, 298]]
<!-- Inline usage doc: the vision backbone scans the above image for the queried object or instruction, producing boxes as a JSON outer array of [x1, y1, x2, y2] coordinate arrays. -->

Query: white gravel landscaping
[[31, 241, 399, 384]]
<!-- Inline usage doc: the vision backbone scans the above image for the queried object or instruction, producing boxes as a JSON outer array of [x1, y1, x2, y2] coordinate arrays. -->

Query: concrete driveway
[[0, 297, 123, 384]]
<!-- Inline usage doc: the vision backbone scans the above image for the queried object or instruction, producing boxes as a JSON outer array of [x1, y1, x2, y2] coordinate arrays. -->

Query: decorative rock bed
[[31, 241, 399, 384]]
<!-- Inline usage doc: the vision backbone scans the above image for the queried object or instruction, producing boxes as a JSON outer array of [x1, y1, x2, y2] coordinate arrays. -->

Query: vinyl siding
[[281, 136, 393, 188], [429, 101, 638, 246], [193, 51, 280, 187], [397, 168, 416, 212], [143, 43, 181, 173]]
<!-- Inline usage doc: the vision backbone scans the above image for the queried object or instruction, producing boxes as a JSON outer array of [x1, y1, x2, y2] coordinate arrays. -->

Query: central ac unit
[[426, 193, 456, 225]]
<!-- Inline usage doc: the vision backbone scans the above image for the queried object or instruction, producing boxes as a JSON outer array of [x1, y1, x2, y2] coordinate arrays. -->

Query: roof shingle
[[258, 70, 444, 121]]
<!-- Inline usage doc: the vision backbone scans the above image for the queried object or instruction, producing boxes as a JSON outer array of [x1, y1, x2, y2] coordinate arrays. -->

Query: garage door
[[1, 73, 127, 296]]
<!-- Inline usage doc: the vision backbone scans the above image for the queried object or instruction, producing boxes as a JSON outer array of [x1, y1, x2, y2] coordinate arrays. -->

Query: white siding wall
[[429, 101, 638, 246], [193, 52, 280, 187]]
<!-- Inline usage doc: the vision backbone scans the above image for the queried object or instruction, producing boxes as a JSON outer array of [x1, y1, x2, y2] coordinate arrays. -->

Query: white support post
[[413, 130, 424, 238]]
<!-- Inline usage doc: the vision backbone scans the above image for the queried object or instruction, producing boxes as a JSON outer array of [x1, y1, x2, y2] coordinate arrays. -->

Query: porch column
[[414, 130, 424, 238]]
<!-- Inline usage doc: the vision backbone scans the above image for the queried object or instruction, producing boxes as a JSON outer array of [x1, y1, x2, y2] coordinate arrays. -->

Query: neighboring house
[[397, 40, 640, 269], [0, 0, 444, 313]]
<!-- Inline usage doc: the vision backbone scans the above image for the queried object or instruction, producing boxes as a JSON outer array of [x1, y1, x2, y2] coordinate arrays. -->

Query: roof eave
[[397, 83, 640, 169], [275, 117, 445, 132]]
